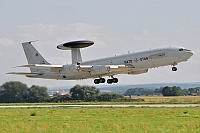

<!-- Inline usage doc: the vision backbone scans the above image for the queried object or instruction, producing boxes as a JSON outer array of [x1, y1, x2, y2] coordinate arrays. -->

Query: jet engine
[[61, 64, 79, 73], [128, 69, 148, 75], [90, 65, 110, 75]]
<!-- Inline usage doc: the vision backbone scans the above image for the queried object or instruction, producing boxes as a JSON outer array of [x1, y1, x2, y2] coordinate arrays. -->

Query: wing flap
[[79, 65, 128, 71]]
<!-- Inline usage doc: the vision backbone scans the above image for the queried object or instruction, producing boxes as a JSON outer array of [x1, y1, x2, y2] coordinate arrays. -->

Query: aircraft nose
[[190, 51, 194, 56], [188, 51, 194, 57]]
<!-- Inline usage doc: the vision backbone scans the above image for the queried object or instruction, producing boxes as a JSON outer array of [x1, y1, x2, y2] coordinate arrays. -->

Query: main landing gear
[[94, 78, 105, 84], [107, 78, 118, 84], [94, 77, 118, 84]]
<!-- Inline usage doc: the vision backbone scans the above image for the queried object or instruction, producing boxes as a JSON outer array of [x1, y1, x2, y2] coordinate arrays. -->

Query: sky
[[0, 0, 200, 87]]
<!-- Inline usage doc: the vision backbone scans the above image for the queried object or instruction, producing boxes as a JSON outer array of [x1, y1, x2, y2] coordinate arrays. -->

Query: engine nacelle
[[90, 65, 110, 75], [128, 69, 148, 75], [61, 64, 79, 73]]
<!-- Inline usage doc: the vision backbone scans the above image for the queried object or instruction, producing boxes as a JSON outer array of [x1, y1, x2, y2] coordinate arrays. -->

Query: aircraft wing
[[13, 64, 136, 78], [16, 64, 134, 73], [78, 64, 135, 75]]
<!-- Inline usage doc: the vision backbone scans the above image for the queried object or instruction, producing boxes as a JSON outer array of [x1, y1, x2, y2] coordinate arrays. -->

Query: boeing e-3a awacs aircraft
[[8, 40, 194, 84]]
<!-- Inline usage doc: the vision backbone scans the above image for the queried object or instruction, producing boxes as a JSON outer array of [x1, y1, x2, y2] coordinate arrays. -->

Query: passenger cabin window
[[149, 53, 166, 59]]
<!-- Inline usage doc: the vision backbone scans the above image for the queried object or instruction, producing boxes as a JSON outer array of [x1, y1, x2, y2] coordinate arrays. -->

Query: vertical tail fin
[[22, 41, 50, 72]]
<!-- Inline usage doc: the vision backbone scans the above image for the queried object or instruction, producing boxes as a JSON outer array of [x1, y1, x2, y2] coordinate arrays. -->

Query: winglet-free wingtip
[[12, 65, 30, 68], [22, 40, 39, 44], [16, 65, 30, 68], [6, 72, 13, 74]]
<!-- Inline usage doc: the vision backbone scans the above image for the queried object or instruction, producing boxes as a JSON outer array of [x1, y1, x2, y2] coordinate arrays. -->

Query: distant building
[[47, 90, 69, 97], [59, 91, 69, 95], [100, 90, 112, 94], [190, 92, 200, 96]]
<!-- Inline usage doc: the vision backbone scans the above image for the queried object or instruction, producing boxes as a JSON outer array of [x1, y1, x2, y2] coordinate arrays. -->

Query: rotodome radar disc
[[57, 40, 94, 50]]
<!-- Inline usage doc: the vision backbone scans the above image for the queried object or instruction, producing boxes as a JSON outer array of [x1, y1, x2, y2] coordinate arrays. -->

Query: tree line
[[124, 86, 200, 96], [0, 81, 49, 103], [0, 81, 130, 103], [1, 81, 199, 103]]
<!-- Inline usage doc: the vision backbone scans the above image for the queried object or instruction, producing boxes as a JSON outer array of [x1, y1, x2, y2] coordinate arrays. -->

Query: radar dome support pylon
[[57, 40, 94, 64], [71, 48, 82, 64]]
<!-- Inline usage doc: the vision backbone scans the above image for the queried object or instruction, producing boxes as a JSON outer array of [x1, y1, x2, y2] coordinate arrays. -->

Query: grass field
[[0, 107, 199, 133], [0, 96, 199, 107], [132, 96, 200, 103]]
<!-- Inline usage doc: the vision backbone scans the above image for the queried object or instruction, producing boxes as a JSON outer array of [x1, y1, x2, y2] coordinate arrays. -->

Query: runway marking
[[0, 104, 199, 109]]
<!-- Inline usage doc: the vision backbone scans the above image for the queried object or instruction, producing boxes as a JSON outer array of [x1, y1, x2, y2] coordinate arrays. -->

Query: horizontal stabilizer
[[7, 72, 42, 76], [17, 64, 63, 68], [16, 64, 63, 73]]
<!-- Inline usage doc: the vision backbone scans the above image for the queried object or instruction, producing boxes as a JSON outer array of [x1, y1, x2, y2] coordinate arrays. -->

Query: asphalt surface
[[0, 104, 199, 108]]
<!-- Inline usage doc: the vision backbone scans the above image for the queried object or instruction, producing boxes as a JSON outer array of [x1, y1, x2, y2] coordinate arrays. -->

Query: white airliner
[[8, 40, 194, 84]]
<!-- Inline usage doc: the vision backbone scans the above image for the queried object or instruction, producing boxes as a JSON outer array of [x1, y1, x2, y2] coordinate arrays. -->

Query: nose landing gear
[[172, 66, 177, 71], [172, 62, 178, 71]]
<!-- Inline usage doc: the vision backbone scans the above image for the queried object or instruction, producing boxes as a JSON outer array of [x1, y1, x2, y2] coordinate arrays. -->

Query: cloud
[[132, 29, 150, 41], [132, 29, 164, 44], [17, 23, 104, 44], [131, 29, 181, 50], [0, 37, 14, 47], [13, 23, 108, 63], [0, 37, 16, 59]]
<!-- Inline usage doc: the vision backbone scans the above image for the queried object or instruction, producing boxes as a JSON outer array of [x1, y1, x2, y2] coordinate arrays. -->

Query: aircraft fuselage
[[32, 47, 193, 80]]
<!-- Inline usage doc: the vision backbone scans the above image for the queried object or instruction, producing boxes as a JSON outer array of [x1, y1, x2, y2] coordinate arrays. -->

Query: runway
[[0, 104, 199, 109]]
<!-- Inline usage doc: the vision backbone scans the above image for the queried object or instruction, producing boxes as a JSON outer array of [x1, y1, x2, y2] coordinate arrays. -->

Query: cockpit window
[[179, 48, 183, 51], [185, 49, 191, 51], [179, 48, 191, 52]]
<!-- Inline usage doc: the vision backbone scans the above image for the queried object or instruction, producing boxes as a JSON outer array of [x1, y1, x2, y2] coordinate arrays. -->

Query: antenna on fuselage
[[57, 40, 94, 64]]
